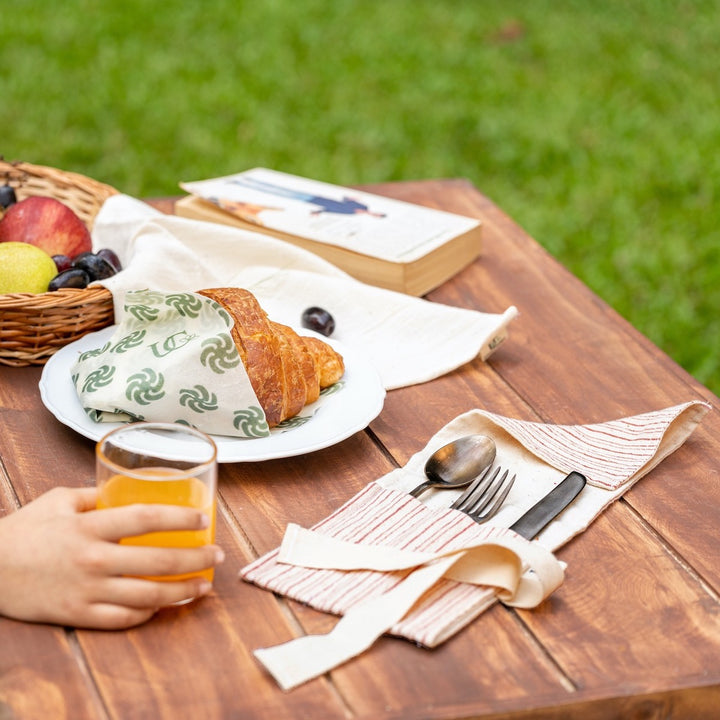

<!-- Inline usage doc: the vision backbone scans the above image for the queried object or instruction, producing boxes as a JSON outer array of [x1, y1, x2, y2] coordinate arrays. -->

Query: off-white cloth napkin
[[91, 194, 518, 390], [241, 400, 710, 689]]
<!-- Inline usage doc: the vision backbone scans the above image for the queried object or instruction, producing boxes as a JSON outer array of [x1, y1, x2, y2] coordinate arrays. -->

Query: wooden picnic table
[[1, 179, 719, 719]]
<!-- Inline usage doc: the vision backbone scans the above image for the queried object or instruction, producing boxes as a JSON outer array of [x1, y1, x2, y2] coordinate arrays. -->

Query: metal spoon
[[408, 435, 496, 498]]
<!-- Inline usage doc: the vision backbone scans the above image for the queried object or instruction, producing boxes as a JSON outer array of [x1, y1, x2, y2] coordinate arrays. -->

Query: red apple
[[0, 196, 92, 257]]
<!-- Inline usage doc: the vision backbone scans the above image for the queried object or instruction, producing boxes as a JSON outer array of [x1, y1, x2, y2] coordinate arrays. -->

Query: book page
[[180, 168, 479, 263]]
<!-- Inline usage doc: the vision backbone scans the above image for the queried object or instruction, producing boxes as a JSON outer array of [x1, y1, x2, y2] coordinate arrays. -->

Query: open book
[[177, 168, 482, 296]]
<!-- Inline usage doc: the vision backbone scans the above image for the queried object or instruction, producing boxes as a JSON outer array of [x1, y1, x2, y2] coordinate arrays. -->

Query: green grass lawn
[[2, 0, 718, 397]]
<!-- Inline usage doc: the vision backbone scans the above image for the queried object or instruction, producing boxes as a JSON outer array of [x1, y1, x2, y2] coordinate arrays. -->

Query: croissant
[[198, 288, 344, 427]]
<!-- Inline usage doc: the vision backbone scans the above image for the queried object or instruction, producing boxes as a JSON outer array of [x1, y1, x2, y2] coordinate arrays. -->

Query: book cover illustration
[[180, 168, 480, 264]]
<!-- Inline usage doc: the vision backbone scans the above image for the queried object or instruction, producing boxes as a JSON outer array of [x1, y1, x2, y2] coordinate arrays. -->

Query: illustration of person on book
[[228, 176, 386, 217], [212, 197, 280, 226]]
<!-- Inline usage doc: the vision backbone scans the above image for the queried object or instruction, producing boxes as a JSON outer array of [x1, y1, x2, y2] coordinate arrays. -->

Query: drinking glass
[[96, 422, 217, 583]]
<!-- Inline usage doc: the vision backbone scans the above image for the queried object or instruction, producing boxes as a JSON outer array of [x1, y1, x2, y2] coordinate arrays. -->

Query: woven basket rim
[[0, 286, 113, 308], [0, 161, 119, 365], [0, 158, 118, 198]]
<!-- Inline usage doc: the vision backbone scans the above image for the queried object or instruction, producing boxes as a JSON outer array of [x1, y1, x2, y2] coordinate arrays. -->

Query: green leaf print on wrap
[[78, 342, 110, 362], [200, 335, 241, 373], [233, 407, 270, 438], [126, 368, 165, 405], [320, 381, 345, 397], [125, 303, 160, 323], [82, 365, 115, 393], [278, 414, 313, 430], [165, 293, 204, 318], [179, 385, 219, 413], [111, 329, 147, 354], [202, 299, 233, 329], [127, 289, 167, 305]]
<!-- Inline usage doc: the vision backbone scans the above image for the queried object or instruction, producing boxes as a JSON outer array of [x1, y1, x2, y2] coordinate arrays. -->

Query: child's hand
[[0, 487, 224, 629]]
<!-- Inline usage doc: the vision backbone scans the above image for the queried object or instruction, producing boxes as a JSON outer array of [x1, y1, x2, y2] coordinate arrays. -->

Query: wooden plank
[[368, 686, 720, 720], [624, 418, 720, 589], [518, 502, 720, 694], [0, 365, 95, 503], [0, 620, 102, 720], [323, 605, 570, 718]]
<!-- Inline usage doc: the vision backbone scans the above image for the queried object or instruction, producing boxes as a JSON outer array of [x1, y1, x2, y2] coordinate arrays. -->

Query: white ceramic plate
[[39, 326, 385, 463]]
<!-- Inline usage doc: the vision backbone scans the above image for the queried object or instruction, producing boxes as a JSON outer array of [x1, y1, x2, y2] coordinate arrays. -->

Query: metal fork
[[449, 465, 516, 524]]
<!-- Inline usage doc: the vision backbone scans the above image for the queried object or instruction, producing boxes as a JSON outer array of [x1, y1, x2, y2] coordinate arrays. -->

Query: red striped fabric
[[481, 402, 706, 489], [243, 482, 512, 647]]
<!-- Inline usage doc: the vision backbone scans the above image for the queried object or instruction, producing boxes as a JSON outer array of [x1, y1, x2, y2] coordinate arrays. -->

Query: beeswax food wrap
[[72, 289, 269, 439]]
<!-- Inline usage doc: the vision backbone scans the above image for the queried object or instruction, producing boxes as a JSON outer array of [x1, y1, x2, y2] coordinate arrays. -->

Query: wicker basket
[[0, 160, 118, 366]]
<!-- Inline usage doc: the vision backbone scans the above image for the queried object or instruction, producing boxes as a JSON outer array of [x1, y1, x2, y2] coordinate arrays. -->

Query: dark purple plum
[[0, 185, 17, 209], [301, 306, 335, 337], [96, 247, 122, 272], [52, 254, 73, 273], [73, 253, 116, 281], [48, 268, 90, 291]]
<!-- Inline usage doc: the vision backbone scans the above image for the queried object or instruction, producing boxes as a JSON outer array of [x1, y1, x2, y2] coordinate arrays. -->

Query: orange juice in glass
[[96, 422, 217, 583]]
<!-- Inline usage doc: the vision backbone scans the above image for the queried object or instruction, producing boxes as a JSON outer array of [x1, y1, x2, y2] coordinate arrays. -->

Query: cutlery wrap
[[241, 400, 710, 689]]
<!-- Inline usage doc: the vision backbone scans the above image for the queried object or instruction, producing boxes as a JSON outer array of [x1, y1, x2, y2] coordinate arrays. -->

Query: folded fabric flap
[[442, 545, 522, 594], [474, 401, 711, 490], [378, 402, 711, 502], [276, 522, 564, 607], [254, 555, 457, 692], [277, 523, 434, 571], [443, 534, 566, 608], [476, 306, 519, 362], [623, 401, 712, 485]]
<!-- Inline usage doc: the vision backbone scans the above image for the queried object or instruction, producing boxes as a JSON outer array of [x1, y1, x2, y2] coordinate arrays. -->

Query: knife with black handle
[[509, 471, 586, 540]]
